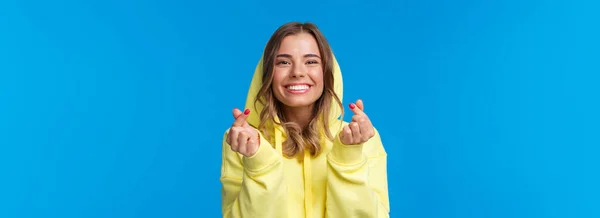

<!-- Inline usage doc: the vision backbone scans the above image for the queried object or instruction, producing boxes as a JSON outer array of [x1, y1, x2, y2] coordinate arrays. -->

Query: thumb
[[232, 108, 250, 127], [232, 108, 243, 119], [356, 99, 364, 111]]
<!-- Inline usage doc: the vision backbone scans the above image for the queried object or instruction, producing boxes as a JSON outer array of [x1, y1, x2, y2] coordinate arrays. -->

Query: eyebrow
[[276, 53, 321, 59]]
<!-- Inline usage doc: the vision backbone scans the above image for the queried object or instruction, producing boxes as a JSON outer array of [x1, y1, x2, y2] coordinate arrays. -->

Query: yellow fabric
[[220, 53, 390, 218]]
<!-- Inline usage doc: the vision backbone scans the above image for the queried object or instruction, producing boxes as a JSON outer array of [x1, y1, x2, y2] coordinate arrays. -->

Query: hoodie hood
[[243, 54, 344, 133], [239, 52, 347, 217]]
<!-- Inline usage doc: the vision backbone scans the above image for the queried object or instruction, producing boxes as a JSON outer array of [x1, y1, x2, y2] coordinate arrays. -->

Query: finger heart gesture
[[339, 99, 375, 145], [226, 108, 260, 157]]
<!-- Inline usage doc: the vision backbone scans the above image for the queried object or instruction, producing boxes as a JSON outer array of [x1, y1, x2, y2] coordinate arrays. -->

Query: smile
[[284, 84, 312, 94]]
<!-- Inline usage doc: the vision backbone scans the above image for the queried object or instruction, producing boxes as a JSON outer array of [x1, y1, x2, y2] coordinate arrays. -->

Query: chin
[[280, 99, 316, 108]]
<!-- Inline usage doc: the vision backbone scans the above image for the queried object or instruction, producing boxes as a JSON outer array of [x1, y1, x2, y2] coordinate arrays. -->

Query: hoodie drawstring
[[303, 150, 312, 217], [274, 126, 314, 218]]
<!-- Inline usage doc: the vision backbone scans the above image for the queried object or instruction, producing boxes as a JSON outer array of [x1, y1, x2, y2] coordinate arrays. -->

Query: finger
[[352, 115, 362, 122], [247, 137, 258, 148], [232, 108, 243, 119], [341, 125, 352, 144], [356, 115, 371, 127], [349, 102, 365, 116], [230, 128, 240, 151], [358, 115, 375, 139], [232, 108, 250, 127], [359, 123, 373, 141], [349, 122, 361, 143], [248, 129, 259, 143], [226, 128, 233, 145], [246, 131, 260, 155], [237, 131, 249, 154], [356, 99, 364, 111]]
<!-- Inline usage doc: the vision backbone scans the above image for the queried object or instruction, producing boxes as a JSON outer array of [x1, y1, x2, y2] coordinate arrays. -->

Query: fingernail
[[349, 103, 355, 109], [244, 109, 250, 115]]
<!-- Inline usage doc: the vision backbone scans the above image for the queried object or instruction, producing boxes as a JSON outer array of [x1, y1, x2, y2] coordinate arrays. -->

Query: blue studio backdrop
[[1, 0, 599, 217]]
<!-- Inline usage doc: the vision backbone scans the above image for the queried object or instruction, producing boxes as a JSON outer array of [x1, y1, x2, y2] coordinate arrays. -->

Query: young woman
[[220, 22, 390, 218]]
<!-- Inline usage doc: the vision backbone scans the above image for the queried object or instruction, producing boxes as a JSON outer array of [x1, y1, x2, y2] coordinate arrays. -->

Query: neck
[[282, 104, 314, 130]]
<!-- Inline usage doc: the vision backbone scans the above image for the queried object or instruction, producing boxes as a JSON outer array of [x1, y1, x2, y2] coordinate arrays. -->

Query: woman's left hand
[[339, 99, 375, 145]]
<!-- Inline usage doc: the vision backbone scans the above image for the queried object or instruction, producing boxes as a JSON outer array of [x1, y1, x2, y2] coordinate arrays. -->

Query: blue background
[[1, 0, 599, 217]]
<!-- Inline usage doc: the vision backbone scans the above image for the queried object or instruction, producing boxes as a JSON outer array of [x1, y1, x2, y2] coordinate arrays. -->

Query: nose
[[290, 63, 307, 78]]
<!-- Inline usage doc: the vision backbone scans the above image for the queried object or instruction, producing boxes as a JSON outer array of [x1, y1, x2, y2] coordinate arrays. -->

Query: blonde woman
[[220, 22, 390, 218]]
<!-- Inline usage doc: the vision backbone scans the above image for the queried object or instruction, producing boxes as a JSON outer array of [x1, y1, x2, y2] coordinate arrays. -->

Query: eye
[[306, 60, 319, 64], [276, 61, 290, 65]]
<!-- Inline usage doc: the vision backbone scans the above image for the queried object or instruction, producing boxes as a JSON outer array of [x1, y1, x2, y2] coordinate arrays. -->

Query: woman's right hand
[[226, 108, 260, 157]]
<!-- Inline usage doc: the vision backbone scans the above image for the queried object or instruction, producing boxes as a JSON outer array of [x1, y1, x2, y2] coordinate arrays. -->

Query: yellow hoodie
[[220, 54, 390, 218]]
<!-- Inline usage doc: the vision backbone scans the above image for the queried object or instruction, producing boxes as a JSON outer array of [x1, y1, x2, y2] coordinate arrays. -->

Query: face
[[272, 32, 324, 110]]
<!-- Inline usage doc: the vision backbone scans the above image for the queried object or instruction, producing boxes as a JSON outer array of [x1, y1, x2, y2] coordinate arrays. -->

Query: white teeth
[[287, 85, 310, 90]]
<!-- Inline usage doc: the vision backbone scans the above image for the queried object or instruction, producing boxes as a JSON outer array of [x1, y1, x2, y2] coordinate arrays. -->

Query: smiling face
[[255, 22, 342, 157], [271, 32, 324, 110]]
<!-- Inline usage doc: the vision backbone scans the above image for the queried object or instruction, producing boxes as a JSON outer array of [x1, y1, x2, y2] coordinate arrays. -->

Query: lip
[[284, 83, 312, 94], [283, 83, 313, 87]]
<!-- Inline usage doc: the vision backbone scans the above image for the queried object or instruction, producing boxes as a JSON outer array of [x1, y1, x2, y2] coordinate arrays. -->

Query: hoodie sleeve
[[220, 129, 287, 218], [326, 127, 390, 218]]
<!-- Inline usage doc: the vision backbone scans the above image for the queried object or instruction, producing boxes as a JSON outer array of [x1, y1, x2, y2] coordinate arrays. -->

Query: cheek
[[309, 69, 324, 89], [272, 70, 286, 87]]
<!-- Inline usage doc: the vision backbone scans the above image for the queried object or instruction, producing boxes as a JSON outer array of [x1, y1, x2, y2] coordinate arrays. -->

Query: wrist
[[329, 134, 365, 165]]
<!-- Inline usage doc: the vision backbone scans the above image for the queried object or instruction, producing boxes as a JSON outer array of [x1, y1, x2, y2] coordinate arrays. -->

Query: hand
[[339, 99, 375, 145], [226, 108, 260, 157]]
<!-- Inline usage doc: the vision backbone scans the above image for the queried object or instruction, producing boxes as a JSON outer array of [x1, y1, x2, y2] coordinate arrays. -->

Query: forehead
[[277, 33, 320, 55]]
